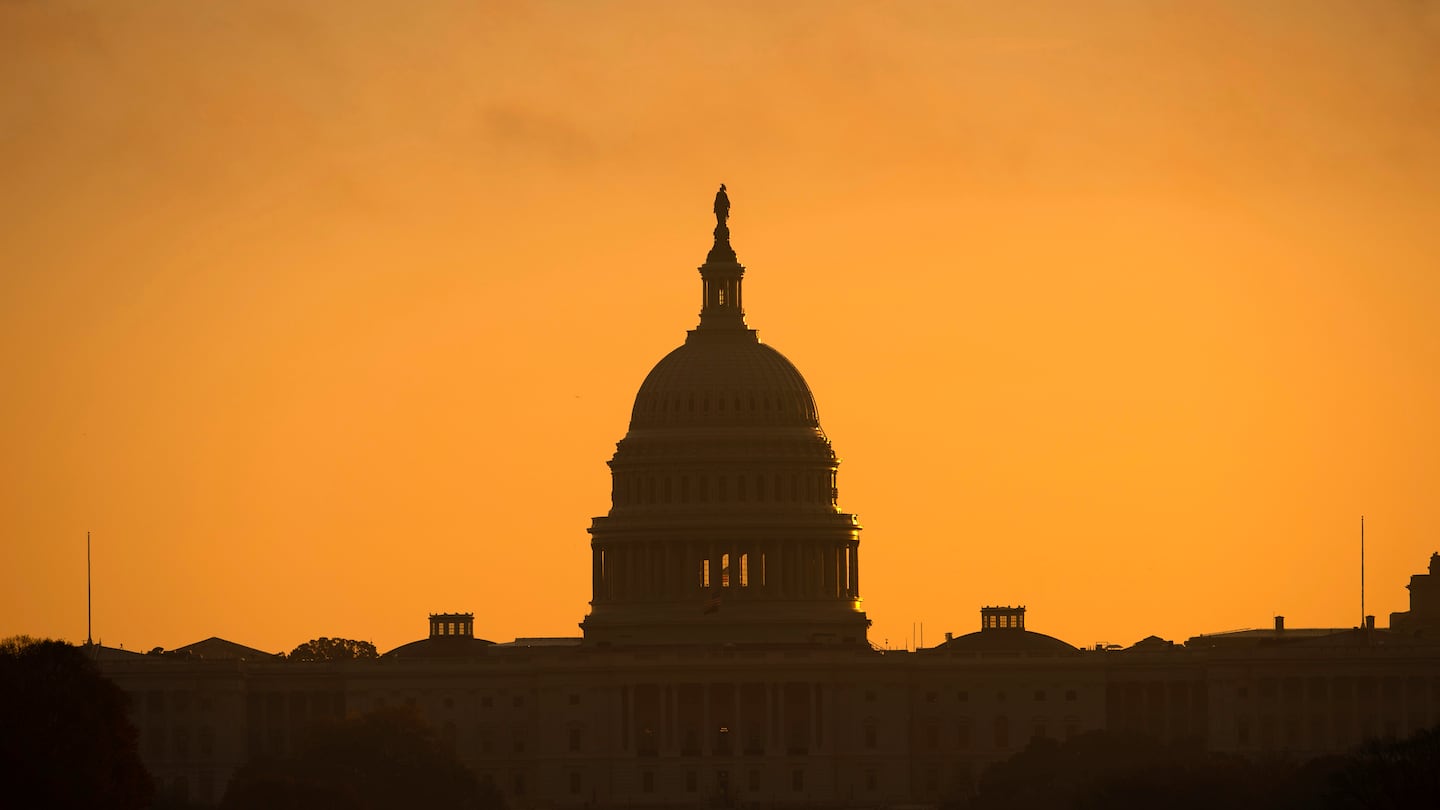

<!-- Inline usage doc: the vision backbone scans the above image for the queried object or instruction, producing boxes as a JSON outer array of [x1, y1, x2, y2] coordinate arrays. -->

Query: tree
[[0, 636, 153, 810], [960, 730, 1282, 810], [1326, 725, 1440, 809], [221, 707, 504, 810], [287, 637, 378, 662]]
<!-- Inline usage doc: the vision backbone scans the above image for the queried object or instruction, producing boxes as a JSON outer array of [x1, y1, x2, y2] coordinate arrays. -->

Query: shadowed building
[[1391, 552, 1440, 638], [95, 190, 1440, 808]]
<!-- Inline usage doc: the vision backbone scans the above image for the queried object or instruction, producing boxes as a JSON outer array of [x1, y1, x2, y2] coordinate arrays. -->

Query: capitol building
[[98, 189, 1440, 808]]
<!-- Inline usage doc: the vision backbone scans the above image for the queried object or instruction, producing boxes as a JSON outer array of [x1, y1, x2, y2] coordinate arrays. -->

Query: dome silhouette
[[629, 334, 820, 430]]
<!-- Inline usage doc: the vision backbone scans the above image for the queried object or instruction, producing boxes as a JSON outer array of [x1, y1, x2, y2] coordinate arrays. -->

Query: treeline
[[950, 727, 1440, 810], [0, 636, 493, 810]]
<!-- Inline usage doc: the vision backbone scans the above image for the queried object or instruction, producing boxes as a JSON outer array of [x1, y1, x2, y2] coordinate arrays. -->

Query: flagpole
[[87, 531, 93, 647]]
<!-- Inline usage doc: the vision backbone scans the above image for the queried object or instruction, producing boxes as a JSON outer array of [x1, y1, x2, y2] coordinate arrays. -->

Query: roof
[[382, 636, 497, 659], [1182, 627, 1440, 649], [495, 637, 583, 647], [83, 643, 145, 661], [928, 628, 1079, 657], [170, 636, 279, 661]]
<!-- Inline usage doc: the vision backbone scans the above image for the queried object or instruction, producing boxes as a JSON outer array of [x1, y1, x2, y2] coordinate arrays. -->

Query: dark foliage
[[1326, 725, 1440, 809], [287, 636, 379, 661], [220, 706, 504, 810], [955, 727, 1440, 810], [0, 636, 153, 810]]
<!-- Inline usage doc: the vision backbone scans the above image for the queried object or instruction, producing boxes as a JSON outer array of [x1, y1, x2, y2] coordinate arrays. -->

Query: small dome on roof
[[930, 628, 1078, 656]]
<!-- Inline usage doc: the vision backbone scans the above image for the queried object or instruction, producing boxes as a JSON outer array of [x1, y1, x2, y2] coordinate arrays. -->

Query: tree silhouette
[[1325, 726, 1440, 809], [286, 637, 378, 661], [0, 636, 152, 810], [957, 726, 1440, 810], [220, 706, 503, 810]]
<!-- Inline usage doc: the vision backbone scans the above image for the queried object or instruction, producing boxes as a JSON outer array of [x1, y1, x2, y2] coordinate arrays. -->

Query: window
[[957, 690, 969, 702], [994, 716, 1010, 749], [569, 693, 581, 706], [926, 691, 937, 703], [1034, 690, 1046, 702], [686, 770, 697, 792], [1065, 689, 1077, 702], [739, 553, 749, 587], [792, 768, 805, 791], [722, 553, 731, 587], [748, 769, 760, 791], [568, 727, 582, 753], [569, 772, 581, 794], [702, 559, 711, 589], [866, 769, 878, 791], [643, 771, 654, 793], [864, 723, 877, 748]]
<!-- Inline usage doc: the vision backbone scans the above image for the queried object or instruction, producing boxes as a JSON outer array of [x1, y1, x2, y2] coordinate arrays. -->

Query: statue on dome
[[714, 184, 730, 228]]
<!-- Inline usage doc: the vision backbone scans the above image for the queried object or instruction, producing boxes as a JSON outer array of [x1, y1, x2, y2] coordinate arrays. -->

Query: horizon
[[3, 1, 1438, 655]]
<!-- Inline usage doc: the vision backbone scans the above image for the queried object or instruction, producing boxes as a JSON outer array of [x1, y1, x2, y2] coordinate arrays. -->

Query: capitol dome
[[580, 187, 870, 646], [629, 336, 820, 431]]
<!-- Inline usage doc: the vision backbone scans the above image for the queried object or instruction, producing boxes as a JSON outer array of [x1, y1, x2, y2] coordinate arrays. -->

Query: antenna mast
[[87, 531, 93, 647], [1360, 516, 1365, 628]]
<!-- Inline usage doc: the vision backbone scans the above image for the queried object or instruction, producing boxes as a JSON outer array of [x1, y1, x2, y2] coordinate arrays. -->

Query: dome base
[[582, 600, 870, 647]]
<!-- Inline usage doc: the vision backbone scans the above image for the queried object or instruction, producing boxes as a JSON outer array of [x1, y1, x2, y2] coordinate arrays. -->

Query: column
[[702, 682, 712, 755], [851, 542, 860, 597], [592, 547, 602, 600]]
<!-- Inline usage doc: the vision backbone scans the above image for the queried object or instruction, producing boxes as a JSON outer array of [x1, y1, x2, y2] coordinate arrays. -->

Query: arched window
[[721, 553, 731, 588]]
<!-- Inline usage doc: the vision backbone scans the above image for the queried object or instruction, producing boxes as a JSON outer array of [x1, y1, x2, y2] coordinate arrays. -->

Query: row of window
[[893, 688, 1082, 704], [613, 471, 838, 507], [140, 691, 216, 714], [637, 390, 816, 423], [875, 716, 1083, 751], [143, 725, 216, 759], [1235, 674, 1440, 702], [1234, 708, 1440, 749]]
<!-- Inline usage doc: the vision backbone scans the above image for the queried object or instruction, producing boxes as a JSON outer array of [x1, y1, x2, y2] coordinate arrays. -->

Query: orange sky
[[3, 1, 1438, 654]]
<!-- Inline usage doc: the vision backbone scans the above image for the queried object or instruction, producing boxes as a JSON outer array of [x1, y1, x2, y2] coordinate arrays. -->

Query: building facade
[[98, 190, 1440, 808]]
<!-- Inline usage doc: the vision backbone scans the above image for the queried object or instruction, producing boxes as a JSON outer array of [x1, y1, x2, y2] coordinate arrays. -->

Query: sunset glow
[[3, 1, 1438, 655]]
